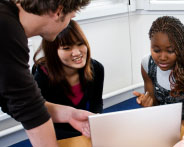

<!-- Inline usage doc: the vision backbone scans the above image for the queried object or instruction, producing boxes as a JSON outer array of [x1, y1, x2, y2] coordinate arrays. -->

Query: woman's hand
[[133, 91, 154, 107]]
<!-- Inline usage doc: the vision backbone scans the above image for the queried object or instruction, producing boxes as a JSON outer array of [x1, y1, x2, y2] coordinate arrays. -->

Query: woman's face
[[58, 42, 88, 71], [151, 32, 177, 71]]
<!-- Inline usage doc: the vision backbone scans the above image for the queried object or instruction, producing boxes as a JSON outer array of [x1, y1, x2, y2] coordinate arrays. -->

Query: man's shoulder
[[0, 2, 26, 46], [0, 1, 19, 30], [0, 0, 18, 17]]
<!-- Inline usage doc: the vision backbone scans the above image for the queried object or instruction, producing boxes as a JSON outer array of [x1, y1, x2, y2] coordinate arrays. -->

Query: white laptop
[[89, 103, 182, 147]]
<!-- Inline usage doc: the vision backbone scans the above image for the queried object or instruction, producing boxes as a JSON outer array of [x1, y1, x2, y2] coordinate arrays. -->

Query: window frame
[[74, 0, 136, 21], [144, 0, 184, 10]]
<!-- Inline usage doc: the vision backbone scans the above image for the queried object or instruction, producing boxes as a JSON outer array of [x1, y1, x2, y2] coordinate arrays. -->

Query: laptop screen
[[89, 103, 182, 147]]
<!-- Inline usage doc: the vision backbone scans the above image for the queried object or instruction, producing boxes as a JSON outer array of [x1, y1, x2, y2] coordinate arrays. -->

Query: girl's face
[[57, 42, 88, 71], [151, 32, 177, 71]]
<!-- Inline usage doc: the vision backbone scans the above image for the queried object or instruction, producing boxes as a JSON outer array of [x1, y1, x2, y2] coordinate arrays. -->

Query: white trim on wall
[[74, 0, 136, 21], [144, 0, 184, 10]]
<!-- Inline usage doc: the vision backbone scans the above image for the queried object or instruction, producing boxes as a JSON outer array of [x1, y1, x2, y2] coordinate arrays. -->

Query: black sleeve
[[89, 59, 104, 113], [0, 11, 50, 130]]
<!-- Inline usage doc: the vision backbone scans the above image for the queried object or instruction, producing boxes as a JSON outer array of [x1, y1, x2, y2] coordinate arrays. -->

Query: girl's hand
[[133, 91, 154, 107]]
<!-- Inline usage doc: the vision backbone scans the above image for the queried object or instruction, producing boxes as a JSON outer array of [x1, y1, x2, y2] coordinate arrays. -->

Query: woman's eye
[[77, 42, 83, 46], [153, 49, 160, 53], [167, 49, 175, 54], [63, 47, 70, 50]]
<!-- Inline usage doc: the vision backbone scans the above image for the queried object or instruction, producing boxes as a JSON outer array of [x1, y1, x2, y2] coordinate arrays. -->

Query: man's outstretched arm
[[26, 118, 58, 147], [45, 101, 93, 137]]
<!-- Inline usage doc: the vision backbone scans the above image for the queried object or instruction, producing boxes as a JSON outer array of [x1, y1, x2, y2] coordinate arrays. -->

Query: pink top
[[40, 65, 83, 105], [67, 83, 84, 106], [40, 66, 48, 75]]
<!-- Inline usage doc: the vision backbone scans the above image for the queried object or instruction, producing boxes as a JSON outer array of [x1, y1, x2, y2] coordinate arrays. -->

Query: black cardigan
[[33, 59, 104, 139]]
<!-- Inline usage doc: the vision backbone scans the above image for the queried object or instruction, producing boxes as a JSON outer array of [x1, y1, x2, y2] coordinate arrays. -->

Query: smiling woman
[[133, 16, 184, 119], [32, 20, 104, 140]]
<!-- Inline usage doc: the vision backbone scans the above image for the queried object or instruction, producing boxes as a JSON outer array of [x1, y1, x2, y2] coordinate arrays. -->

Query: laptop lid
[[89, 103, 182, 147]]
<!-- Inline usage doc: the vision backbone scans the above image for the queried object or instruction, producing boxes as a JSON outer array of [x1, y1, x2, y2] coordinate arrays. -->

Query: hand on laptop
[[133, 91, 153, 107], [173, 136, 184, 147], [69, 108, 94, 138]]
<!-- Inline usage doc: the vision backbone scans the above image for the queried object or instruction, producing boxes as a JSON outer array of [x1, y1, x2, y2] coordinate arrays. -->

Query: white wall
[[129, 14, 157, 85], [79, 16, 133, 94]]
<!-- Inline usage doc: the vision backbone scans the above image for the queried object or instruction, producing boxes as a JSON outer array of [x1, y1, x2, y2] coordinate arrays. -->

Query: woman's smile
[[72, 54, 83, 63]]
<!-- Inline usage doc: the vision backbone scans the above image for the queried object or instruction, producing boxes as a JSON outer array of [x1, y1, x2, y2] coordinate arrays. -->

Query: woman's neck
[[64, 66, 80, 86]]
